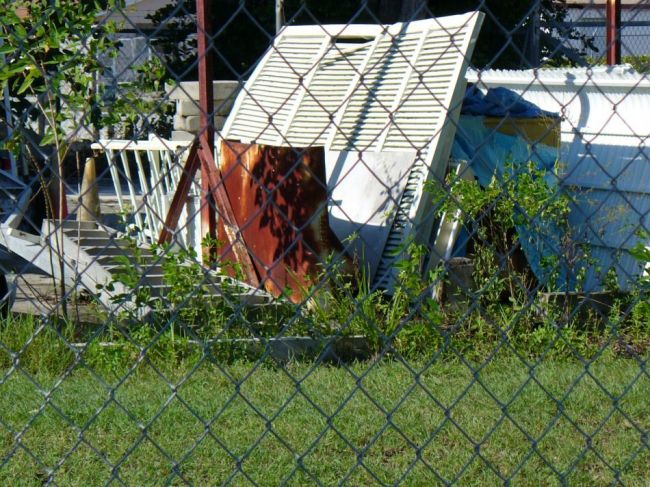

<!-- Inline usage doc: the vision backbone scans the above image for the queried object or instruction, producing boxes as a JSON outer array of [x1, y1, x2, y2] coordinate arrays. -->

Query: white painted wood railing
[[91, 136, 199, 249]]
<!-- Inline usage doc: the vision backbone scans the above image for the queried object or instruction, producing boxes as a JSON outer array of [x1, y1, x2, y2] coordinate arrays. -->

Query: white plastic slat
[[105, 149, 124, 216], [118, 150, 145, 234], [133, 150, 157, 238]]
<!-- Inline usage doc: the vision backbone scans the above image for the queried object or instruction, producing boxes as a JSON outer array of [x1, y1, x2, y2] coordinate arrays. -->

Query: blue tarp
[[461, 86, 556, 118], [450, 87, 574, 289]]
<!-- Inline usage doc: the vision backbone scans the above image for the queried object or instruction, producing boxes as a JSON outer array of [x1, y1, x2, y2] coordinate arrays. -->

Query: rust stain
[[219, 140, 344, 302]]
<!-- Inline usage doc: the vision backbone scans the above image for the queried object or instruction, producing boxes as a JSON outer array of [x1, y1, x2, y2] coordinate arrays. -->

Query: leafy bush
[[92, 166, 649, 362], [432, 161, 573, 300]]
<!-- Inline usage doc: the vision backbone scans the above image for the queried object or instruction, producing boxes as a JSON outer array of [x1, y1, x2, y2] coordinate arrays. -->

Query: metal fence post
[[196, 0, 216, 254], [276, 0, 285, 33], [607, 0, 621, 65]]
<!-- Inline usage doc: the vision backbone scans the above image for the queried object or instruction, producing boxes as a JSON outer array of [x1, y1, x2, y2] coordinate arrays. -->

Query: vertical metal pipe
[[607, 0, 621, 65], [196, 0, 214, 153], [196, 0, 216, 250], [526, 1, 541, 68], [276, 0, 285, 34]]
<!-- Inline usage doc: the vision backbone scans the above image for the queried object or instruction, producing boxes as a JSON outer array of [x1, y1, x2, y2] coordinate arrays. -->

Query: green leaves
[[40, 130, 56, 146], [0, 0, 129, 160], [630, 231, 650, 266], [0, 60, 31, 81], [15, 66, 42, 94]]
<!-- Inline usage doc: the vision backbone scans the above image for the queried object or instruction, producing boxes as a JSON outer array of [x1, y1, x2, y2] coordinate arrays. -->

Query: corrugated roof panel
[[467, 65, 650, 88], [563, 135, 650, 194], [576, 245, 645, 293], [568, 190, 650, 249]]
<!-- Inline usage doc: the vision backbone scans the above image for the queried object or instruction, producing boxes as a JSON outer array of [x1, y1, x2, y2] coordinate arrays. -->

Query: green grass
[[0, 348, 647, 485]]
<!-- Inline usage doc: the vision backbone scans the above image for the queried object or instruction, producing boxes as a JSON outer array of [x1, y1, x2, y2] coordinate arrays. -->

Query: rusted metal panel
[[202, 146, 260, 286], [219, 141, 344, 302]]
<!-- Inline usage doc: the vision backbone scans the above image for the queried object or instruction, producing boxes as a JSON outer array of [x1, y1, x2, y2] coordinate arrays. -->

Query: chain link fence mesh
[[0, 0, 648, 484], [562, 1, 650, 61]]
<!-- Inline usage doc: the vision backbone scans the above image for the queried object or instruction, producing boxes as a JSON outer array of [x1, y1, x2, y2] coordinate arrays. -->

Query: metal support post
[[160, 0, 260, 286], [276, 0, 285, 33], [196, 0, 215, 254], [607, 0, 621, 65]]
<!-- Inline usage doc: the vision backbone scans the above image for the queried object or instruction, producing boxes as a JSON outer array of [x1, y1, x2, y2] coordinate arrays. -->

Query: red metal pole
[[161, 0, 259, 285], [158, 141, 200, 245], [607, 0, 621, 65], [196, 0, 216, 253]]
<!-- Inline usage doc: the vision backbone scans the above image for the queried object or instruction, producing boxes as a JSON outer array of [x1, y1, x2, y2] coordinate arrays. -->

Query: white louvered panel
[[373, 159, 427, 281], [238, 105, 290, 126], [375, 27, 429, 151], [417, 50, 468, 67], [401, 88, 455, 101], [419, 43, 461, 54], [236, 84, 292, 110], [278, 43, 325, 56], [373, 13, 484, 290], [225, 108, 267, 128], [225, 32, 328, 144], [277, 37, 364, 146], [417, 55, 464, 67], [417, 61, 462, 73], [391, 108, 446, 124], [416, 57, 463, 70], [228, 110, 275, 128], [244, 87, 294, 103], [285, 44, 370, 146], [382, 64, 454, 148], [329, 31, 422, 151], [418, 49, 463, 59]]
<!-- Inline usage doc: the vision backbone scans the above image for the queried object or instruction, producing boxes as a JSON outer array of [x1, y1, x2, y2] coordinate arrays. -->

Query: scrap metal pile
[[215, 13, 485, 299]]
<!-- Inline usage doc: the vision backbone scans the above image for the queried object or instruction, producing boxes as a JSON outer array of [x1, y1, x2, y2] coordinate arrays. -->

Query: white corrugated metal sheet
[[466, 66, 650, 289]]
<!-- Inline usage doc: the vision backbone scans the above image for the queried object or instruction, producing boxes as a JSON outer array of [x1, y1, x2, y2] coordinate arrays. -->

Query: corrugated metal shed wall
[[466, 66, 650, 290]]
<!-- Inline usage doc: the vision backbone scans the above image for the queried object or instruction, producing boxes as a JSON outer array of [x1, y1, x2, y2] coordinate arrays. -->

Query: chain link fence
[[0, 0, 648, 484], [562, 1, 650, 61]]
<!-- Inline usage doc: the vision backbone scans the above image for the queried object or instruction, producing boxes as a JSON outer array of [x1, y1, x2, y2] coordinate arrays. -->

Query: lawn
[[0, 351, 647, 485]]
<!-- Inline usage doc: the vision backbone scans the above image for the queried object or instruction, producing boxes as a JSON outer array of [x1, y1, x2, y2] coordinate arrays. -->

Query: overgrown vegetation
[[102, 56, 175, 138], [81, 180, 650, 365], [0, 0, 126, 315]]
